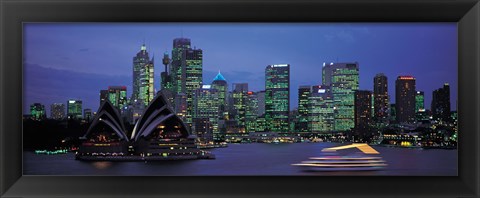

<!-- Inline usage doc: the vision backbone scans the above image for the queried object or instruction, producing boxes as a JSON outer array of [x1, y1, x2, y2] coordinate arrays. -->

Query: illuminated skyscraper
[[232, 83, 248, 132], [132, 43, 154, 106], [245, 91, 259, 132], [67, 99, 82, 120], [395, 76, 416, 123], [373, 73, 389, 123], [108, 86, 127, 111], [415, 91, 425, 112], [30, 103, 46, 121], [212, 71, 228, 121], [50, 103, 65, 120], [193, 85, 219, 142], [298, 86, 311, 132], [431, 83, 451, 122], [322, 62, 359, 131], [265, 64, 290, 132], [170, 38, 203, 126], [354, 90, 373, 129], [308, 85, 334, 132]]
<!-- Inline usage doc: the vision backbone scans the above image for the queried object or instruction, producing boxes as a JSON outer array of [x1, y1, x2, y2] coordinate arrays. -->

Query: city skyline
[[24, 23, 457, 114]]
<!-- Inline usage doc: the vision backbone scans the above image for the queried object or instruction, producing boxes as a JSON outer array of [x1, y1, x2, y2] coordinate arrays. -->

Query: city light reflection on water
[[23, 143, 457, 176], [91, 161, 113, 170]]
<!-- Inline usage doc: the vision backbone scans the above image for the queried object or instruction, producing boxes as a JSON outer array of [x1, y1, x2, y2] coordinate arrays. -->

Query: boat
[[292, 143, 388, 171]]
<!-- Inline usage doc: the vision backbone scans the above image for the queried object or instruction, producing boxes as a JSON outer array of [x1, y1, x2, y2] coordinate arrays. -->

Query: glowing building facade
[[308, 85, 334, 132], [67, 99, 83, 120], [265, 64, 290, 132], [193, 85, 219, 142], [297, 86, 311, 132], [323, 62, 359, 131], [132, 44, 154, 107], [30, 103, 46, 121]]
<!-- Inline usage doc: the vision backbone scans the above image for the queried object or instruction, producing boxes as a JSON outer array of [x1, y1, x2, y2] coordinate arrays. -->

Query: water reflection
[[92, 161, 113, 170]]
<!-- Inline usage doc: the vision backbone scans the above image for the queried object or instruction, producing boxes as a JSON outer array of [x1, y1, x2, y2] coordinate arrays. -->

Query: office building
[[30, 103, 46, 121], [265, 64, 290, 132], [193, 85, 219, 142], [322, 62, 359, 131], [354, 90, 373, 129], [431, 83, 451, 123], [373, 73, 389, 123], [50, 103, 65, 120], [132, 43, 154, 106], [395, 76, 416, 123], [308, 85, 334, 132], [297, 86, 311, 132], [67, 99, 83, 120]]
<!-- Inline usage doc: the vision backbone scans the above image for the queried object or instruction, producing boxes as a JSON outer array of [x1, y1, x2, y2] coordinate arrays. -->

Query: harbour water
[[23, 143, 457, 176]]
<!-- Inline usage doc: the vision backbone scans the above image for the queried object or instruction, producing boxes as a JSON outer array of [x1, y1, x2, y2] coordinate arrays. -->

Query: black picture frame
[[1, 0, 479, 197]]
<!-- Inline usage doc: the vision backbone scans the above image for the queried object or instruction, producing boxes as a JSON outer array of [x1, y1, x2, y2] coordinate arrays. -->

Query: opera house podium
[[75, 92, 214, 161]]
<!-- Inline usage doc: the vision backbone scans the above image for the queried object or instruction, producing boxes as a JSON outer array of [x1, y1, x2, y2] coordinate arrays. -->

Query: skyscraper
[[297, 86, 311, 132], [67, 99, 82, 120], [30, 103, 46, 121], [431, 83, 451, 122], [108, 86, 127, 111], [193, 85, 219, 142], [257, 91, 266, 116], [170, 38, 203, 126], [232, 83, 248, 132], [132, 43, 154, 107], [395, 76, 416, 123], [373, 73, 389, 123], [354, 90, 373, 129], [322, 62, 359, 131], [50, 103, 65, 120], [265, 64, 290, 132], [212, 71, 228, 122], [415, 91, 425, 112], [308, 85, 334, 132], [245, 91, 259, 133]]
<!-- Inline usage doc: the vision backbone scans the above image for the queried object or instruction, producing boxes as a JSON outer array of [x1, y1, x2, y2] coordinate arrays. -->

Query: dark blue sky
[[23, 23, 457, 115]]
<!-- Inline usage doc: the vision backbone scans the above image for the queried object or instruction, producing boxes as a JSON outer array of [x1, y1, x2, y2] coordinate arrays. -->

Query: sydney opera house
[[75, 93, 214, 161]]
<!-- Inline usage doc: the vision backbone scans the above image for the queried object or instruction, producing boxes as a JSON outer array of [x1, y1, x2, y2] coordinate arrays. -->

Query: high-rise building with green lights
[[67, 99, 82, 120], [297, 86, 311, 132], [50, 103, 65, 120], [212, 71, 228, 121], [308, 85, 334, 132], [245, 91, 259, 132], [322, 62, 359, 131], [108, 86, 127, 112], [265, 64, 290, 132], [232, 83, 248, 132], [133, 44, 154, 107], [193, 85, 219, 142], [415, 91, 425, 112], [170, 38, 203, 127], [30, 103, 46, 121]]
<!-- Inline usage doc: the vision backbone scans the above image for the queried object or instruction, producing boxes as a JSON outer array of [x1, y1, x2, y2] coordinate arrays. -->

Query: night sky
[[23, 23, 457, 115]]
